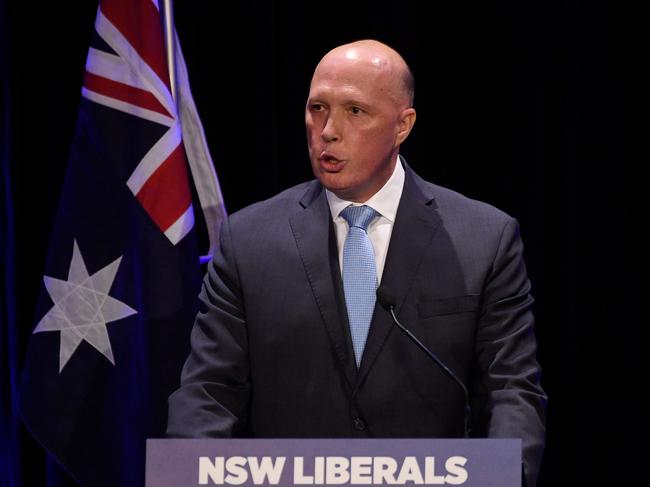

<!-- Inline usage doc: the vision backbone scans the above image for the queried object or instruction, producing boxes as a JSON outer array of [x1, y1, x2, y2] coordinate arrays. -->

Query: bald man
[[168, 40, 546, 487]]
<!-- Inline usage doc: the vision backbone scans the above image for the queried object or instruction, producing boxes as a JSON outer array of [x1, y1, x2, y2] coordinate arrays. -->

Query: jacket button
[[353, 417, 366, 431]]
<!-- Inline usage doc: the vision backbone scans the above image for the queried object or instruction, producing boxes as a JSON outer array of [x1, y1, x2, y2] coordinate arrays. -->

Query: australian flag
[[19, 0, 225, 485]]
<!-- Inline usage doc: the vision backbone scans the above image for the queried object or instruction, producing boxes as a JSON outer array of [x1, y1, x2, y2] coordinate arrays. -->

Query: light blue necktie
[[341, 205, 379, 367]]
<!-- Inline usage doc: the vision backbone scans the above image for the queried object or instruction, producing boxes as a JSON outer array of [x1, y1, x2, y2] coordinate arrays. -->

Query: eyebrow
[[307, 94, 371, 106]]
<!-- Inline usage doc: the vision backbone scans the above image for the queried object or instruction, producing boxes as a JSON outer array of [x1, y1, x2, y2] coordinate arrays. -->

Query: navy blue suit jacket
[[167, 162, 546, 486]]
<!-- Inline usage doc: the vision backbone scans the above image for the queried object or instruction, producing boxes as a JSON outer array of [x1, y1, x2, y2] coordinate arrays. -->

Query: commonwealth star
[[34, 239, 137, 372]]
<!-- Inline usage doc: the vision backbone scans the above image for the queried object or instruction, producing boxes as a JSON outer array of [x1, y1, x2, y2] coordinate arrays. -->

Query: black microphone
[[376, 286, 472, 438]]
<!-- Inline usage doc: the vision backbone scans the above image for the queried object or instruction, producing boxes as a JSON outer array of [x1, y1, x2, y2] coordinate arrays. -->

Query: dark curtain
[[1, 2, 97, 486], [1, 1, 641, 485], [1, 0, 20, 483]]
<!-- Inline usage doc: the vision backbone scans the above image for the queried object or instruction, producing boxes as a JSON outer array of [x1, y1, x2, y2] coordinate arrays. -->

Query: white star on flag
[[33, 239, 137, 372]]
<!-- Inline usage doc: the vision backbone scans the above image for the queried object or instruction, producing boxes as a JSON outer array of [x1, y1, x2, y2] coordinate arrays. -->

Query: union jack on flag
[[19, 0, 225, 485], [83, 0, 196, 244]]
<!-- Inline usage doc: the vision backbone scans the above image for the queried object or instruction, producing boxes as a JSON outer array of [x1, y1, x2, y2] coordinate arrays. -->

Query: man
[[167, 40, 546, 486]]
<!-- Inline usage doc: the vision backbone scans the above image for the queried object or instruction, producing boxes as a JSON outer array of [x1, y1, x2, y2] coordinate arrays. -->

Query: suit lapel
[[289, 182, 357, 390], [357, 165, 443, 386]]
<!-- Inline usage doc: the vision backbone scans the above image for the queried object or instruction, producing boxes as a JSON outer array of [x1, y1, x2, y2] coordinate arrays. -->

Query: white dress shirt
[[326, 157, 405, 283]]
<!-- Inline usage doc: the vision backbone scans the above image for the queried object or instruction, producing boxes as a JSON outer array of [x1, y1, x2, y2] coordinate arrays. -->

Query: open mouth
[[319, 150, 345, 167], [320, 151, 340, 162], [319, 154, 344, 171]]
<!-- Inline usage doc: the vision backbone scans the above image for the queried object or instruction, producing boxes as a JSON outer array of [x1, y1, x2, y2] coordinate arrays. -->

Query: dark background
[[2, 0, 643, 485]]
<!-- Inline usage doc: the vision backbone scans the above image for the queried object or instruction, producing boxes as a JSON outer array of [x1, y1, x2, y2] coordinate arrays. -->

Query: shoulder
[[403, 165, 522, 261], [227, 180, 316, 227], [405, 167, 527, 282], [429, 182, 512, 225], [408, 167, 514, 229], [214, 180, 324, 275]]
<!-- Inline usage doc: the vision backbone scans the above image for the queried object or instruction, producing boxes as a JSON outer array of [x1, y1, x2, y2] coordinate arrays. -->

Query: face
[[305, 48, 415, 202]]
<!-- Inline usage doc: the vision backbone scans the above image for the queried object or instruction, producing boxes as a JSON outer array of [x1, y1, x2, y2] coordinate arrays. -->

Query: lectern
[[146, 438, 521, 486]]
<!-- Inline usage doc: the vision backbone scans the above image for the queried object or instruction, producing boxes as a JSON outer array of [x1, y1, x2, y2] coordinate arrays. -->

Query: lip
[[318, 151, 345, 171], [319, 156, 345, 172]]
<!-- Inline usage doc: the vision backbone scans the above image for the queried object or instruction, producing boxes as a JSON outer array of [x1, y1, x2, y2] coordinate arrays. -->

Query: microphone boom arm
[[386, 304, 472, 437]]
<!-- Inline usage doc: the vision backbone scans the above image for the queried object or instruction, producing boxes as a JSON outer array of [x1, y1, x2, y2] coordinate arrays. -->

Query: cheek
[[306, 121, 322, 143], [352, 128, 385, 156], [305, 115, 316, 133]]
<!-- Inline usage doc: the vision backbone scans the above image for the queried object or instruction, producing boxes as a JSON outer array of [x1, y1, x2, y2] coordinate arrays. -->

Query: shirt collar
[[326, 155, 405, 223]]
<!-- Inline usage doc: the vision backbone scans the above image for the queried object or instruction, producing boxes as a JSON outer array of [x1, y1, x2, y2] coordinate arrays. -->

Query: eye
[[349, 106, 362, 115], [310, 103, 324, 112]]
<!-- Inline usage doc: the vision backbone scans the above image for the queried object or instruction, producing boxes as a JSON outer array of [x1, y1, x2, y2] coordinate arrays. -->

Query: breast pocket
[[417, 294, 481, 319]]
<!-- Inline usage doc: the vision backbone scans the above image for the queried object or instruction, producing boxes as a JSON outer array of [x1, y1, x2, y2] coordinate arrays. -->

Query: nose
[[321, 114, 340, 143]]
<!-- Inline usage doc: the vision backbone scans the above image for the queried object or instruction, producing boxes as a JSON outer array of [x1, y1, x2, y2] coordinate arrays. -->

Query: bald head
[[312, 40, 414, 108], [305, 40, 417, 202]]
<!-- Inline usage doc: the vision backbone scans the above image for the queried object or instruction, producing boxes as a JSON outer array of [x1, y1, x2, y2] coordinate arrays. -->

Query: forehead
[[308, 57, 395, 102]]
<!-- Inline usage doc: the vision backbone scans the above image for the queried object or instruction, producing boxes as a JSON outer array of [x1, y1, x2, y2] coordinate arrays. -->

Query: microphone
[[376, 286, 472, 438]]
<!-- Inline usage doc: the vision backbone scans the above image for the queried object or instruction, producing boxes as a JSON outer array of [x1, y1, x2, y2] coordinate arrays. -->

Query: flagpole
[[160, 0, 228, 262], [162, 0, 177, 102]]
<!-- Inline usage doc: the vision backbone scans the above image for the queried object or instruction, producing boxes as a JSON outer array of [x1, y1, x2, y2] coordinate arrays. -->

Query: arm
[[471, 218, 546, 487], [167, 218, 250, 437]]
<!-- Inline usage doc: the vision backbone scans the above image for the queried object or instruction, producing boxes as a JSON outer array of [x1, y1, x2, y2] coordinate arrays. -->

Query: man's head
[[305, 39, 416, 203]]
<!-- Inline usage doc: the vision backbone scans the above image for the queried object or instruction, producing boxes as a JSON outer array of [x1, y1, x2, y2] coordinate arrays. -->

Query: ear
[[395, 108, 416, 146]]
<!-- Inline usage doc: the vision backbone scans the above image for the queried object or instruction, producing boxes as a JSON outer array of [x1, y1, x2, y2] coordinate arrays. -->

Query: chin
[[316, 173, 348, 192]]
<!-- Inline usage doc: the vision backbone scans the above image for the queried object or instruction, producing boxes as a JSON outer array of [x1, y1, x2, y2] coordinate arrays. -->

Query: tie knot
[[341, 205, 378, 231]]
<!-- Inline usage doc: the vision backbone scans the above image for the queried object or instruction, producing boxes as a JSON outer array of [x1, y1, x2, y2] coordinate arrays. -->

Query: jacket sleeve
[[471, 217, 546, 487], [166, 218, 250, 437]]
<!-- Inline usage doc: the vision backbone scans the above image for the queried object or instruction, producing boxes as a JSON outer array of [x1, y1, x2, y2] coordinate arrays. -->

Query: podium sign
[[146, 438, 521, 487]]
